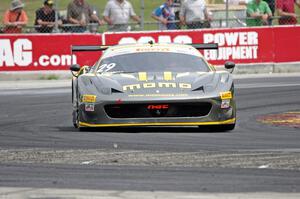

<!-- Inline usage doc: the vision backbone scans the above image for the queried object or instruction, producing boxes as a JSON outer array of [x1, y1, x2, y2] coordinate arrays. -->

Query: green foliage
[[38, 74, 60, 80]]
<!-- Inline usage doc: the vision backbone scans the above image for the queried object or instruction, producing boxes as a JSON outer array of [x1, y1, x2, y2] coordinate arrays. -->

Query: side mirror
[[70, 64, 81, 72], [225, 61, 235, 70]]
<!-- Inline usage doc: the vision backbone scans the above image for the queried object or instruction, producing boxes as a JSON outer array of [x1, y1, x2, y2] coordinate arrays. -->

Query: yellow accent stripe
[[79, 118, 236, 127], [138, 72, 148, 81], [164, 72, 173, 81]]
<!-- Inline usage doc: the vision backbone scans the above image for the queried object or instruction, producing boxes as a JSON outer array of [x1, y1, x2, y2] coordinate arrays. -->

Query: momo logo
[[123, 82, 192, 91]]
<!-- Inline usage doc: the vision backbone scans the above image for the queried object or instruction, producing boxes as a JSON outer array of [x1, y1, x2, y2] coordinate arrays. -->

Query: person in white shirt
[[103, 0, 140, 32], [180, 0, 212, 29]]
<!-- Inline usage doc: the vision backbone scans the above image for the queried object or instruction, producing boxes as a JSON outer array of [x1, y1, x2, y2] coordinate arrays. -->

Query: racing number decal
[[97, 63, 116, 73]]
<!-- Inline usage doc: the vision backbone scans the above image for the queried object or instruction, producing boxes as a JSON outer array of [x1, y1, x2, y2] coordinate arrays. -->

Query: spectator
[[180, 0, 212, 29], [152, 0, 177, 30], [172, 0, 182, 29], [2, 0, 28, 33], [103, 0, 140, 32], [246, 0, 272, 26], [265, 0, 275, 24], [276, 0, 300, 25], [34, 0, 62, 33], [67, 0, 104, 32]]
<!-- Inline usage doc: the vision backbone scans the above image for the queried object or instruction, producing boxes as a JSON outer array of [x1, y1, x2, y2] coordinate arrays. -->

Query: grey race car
[[70, 42, 236, 131]]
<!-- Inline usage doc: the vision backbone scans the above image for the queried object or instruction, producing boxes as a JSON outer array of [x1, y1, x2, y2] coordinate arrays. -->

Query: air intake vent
[[105, 102, 212, 118], [111, 88, 123, 93], [192, 86, 204, 92]]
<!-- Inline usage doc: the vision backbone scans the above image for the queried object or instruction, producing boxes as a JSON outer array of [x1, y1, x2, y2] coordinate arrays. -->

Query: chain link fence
[[0, 0, 299, 33]]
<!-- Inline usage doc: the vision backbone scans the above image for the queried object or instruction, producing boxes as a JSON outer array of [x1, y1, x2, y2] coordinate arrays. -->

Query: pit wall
[[1, 26, 299, 71]]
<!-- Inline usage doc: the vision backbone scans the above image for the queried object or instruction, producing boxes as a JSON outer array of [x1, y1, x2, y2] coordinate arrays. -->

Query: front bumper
[[78, 97, 236, 128]]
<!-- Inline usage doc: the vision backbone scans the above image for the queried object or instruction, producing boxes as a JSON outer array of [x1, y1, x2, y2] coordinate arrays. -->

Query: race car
[[70, 42, 236, 131]]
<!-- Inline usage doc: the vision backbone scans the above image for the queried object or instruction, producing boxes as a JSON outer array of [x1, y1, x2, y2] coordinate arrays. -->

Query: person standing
[[246, 0, 272, 26], [67, 0, 104, 32], [180, 0, 212, 29], [103, 0, 140, 32], [2, 0, 28, 33], [35, 0, 62, 33], [152, 0, 177, 30], [276, 0, 300, 25], [172, 0, 182, 29]]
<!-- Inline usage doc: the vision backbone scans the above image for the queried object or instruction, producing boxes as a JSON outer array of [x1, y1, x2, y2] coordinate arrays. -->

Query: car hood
[[79, 71, 233, 97]]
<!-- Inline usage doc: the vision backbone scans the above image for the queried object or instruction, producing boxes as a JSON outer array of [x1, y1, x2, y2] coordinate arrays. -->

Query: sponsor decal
[[147, 104, 169, 110], [220, 91, 232, 100], [128, 94, 188, 97], [136, 48, 170, 52], [85, 103, 95, 112], [221, 100, 231, 109], [82, 95, 97, 103], [123, 82, 192, 91]]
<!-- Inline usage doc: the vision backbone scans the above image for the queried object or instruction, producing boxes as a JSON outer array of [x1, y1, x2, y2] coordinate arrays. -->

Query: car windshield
[[94, 52, 210, 73]]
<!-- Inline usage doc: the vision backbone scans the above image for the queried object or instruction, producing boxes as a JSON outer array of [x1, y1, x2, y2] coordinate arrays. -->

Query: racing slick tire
[[72, 110, 88, 131], [72, 110, 79, 128]]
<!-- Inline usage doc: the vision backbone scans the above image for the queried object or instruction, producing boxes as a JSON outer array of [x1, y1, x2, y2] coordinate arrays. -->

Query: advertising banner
[[0, 34, 102, 71], [273, 26, 300, 63], [0, 26, 300, 71], [103, 27, 275, 65]]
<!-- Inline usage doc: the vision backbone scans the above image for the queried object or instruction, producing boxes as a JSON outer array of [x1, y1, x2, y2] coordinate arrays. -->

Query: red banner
[[0, 34, 102, 71], [103, 27, 275, 65], [0, 26, 299, 71], [273, 26, 300, 63]]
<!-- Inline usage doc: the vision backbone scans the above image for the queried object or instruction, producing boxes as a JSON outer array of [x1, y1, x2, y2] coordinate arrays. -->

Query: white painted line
[[258, 165, 270, 169], [0, 188, 300, 199], [80, 161, 94, 165], [236, 83, 300, 89]]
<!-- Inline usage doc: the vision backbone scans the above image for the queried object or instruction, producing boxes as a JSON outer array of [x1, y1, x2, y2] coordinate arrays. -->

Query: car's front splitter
[[79, 118, 236, 128]]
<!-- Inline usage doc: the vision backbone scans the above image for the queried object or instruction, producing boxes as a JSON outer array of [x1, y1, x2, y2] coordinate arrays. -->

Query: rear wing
[[71, 45, 110, 52], [71, 43, 218, 52], [191, 43, 218, 50]]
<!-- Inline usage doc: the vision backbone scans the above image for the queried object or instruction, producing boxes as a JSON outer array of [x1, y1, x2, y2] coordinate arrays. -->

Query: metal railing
[[0, 0, 299, 34]]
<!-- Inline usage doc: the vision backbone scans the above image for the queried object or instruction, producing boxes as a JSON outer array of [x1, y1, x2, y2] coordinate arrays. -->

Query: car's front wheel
[[72, 110, 79, 128]]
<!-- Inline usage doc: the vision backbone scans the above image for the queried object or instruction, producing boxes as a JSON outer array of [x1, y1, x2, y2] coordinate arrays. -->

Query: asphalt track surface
[[0, 74, 300, 198]]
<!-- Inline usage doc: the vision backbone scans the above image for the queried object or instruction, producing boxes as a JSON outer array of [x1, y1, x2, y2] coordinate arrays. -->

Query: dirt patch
[[257, 112, 300, 128]]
